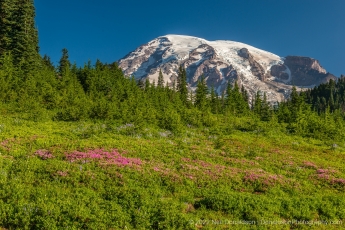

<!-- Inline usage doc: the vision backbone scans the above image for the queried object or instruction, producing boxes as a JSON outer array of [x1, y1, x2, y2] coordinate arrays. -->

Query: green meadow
[[0, 115, 344, 229]]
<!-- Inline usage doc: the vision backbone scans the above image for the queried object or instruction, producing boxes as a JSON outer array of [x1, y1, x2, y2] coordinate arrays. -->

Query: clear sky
[[35, 0, 344, 76]]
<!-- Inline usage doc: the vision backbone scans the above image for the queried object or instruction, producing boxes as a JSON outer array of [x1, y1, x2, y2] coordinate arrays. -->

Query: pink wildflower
[[65, 148, 142, 167], [244, 172, 262, 182], [317, 169, 329, 174], [332, 178, 345, 185], [35, 149, 54, 160]]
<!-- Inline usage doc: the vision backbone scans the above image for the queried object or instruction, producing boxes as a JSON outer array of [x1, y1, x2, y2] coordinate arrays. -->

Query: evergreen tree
[[289, 86, 303, 122], [188, 89, 194, 106], [0, 0, 39, 68], [253, 91, 262, 116], [157, 69, 164, 88], [232, 81, 248, 114], [210, 86, 220, 114], [315, 96, 321, 113], [260, 92, 271, 121], [0, 53, 17, 102], [321, 97, 327, 113], [58, 48, 71, 76], [194, 75, 208, 111], [172, 80, 176, 92], [329, 90, 335, 111], [225, 81, 234, 113], [177, 65, 188, 105], [224, 81, 248, 115], [0, 0, 15, 58], [137, 78, 145, 89], [145, 78, 150, 91], [42, 54, 55, 71], [220, 90, 225, 113], [241, 85, 249, 103]]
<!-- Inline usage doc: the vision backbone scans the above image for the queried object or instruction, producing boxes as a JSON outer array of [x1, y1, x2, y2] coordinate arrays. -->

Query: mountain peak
[[118, 35, 335, 102]]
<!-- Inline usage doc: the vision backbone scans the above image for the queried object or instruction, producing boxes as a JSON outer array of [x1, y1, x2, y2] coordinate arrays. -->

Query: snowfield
[[118, 34, 300, 102]]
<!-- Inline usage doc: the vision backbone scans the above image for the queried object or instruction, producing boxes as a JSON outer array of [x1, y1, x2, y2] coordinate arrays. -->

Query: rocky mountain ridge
[[118, 35, 337, 102]]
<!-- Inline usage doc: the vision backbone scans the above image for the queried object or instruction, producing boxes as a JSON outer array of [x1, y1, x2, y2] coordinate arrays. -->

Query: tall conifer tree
[[157, 69, 164, 88], [145, 78, 150, 91], [253, 91, 262, 116], [225, 81, 235, 113], [0, 0, 15, 58], [177, 65, 188, 105], [195, 75, 208, 111], [210, 86, 220, 114], [58, 48, 71, 76], [0, 0, 39, 68], [260, 92, 271, 121]]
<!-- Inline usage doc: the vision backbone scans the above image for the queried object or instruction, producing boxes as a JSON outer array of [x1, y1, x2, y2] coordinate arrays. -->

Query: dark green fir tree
[[195, 75, 208, 111], [177, 65, 188, 105], [157, 69, 164, 88]]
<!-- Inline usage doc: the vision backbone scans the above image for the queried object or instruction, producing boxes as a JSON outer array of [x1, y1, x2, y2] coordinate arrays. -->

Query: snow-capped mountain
[[118, 35, 336, 102]]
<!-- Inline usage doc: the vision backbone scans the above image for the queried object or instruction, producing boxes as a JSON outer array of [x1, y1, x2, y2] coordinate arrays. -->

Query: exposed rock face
[[271, 64, 289, 81], [118, 35, 337, 102], [238, 48, 266, 81], [119, 37, 172, 78], [184, 44, 238, 91], [284, 56, 326, 74], [271, 56, 336, 86]]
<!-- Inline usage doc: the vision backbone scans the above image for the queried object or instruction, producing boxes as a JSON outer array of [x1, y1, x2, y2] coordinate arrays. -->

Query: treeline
[[0, 47, 345, 141], [303, 77, 345, 113], [0, 50, 252, 129], [1, 0, 345, 141]]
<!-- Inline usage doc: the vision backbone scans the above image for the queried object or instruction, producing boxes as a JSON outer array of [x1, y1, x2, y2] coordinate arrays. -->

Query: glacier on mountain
[[118, 35, 336, 102]]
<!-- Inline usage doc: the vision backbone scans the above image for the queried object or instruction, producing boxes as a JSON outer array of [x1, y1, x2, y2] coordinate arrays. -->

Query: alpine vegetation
[[0, 1, 344, 229]]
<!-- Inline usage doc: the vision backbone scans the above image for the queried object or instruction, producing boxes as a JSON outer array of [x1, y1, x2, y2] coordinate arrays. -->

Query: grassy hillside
[[0, 115, 344, 229], [1, 1, 345, 229]]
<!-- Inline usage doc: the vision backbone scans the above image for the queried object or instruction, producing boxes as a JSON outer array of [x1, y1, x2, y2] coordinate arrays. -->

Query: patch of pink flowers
[[314, 168, 344, 186], [244, 172, 262, 182], [332, 178, 345, 185], [303, 161, 318, 169], [315, 168, 337, 180], [317, 169, 328, 174], [317, 169, 337, 174], [244, 171, 283, 186], [34, 149, 54, 160], [317, 173, 330, 180], [65, 148, 142, 167]]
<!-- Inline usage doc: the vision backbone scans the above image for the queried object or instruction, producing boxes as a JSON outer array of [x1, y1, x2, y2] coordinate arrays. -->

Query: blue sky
[[35, 0, 344, 76]]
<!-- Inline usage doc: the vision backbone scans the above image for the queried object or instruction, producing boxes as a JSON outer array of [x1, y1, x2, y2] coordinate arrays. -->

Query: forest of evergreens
[[1, 44, 345, 142]]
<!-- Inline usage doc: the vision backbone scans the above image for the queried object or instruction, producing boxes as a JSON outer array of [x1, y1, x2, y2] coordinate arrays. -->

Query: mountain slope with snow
[[118, 35, 336, 102]]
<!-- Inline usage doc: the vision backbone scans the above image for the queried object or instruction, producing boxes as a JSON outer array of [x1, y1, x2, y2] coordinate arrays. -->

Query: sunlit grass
[[0, 116, 344, 229]]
